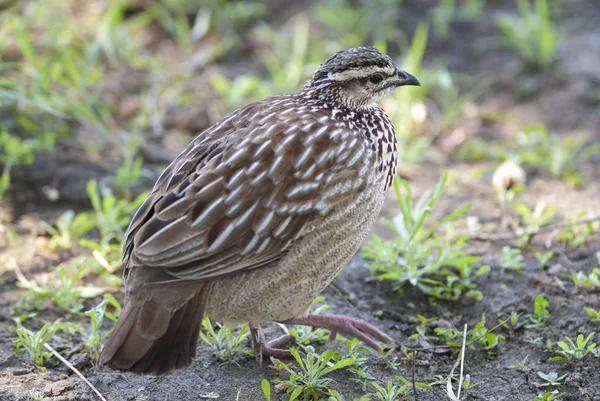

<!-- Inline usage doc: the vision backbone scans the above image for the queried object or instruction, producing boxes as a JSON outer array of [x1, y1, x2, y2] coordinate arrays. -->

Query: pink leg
[[277, 314, 394, 350], [250, 326, 295, 363]]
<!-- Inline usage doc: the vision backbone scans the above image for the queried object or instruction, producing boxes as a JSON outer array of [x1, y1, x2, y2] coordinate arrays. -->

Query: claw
[[250, 327, 295, 363]]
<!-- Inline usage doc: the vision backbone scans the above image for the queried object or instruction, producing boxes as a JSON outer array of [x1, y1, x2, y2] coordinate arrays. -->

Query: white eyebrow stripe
[[328, 66, 396, 81]]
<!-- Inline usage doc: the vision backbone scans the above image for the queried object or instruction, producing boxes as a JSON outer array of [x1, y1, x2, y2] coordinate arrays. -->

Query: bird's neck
[[300, 80, 369, 110], [298, 85, 398, 191]]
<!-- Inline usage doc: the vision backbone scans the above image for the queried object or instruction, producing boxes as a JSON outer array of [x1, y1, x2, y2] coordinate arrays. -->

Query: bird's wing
[[123, 96, 371, 285]]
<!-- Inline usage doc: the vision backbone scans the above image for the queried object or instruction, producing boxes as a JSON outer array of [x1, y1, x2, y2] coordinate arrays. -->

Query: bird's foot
[[250, 327, 295, 363], [277, 314, 394, 350]]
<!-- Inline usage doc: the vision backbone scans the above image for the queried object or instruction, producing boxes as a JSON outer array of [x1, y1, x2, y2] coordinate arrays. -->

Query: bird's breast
[[205, 170, 388, 326]]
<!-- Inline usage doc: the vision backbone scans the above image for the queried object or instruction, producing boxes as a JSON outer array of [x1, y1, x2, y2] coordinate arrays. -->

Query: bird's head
[[304, 47, 420, 108]]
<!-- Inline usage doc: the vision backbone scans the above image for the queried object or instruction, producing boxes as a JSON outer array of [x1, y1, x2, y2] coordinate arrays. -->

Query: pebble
[[547, 263, 566, 275], [43, 382, 73, 397], [11, 368, 30, 376]]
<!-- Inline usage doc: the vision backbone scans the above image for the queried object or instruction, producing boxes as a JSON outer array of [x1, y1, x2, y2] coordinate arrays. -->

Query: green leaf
[[261, 379, 271, 401], [289, 386, 303, 401]]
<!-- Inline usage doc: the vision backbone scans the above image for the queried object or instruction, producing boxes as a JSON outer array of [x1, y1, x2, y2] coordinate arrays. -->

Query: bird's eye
[[369, 74, 384, 84]]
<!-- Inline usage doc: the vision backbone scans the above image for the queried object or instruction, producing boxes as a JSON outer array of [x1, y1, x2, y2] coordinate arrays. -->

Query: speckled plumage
[[100, 47, 419, 374]]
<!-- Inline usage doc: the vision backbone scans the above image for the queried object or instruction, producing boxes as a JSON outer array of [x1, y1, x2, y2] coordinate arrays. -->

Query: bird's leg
[[277, 314, 394, 350], [249, 326, 295, 363]]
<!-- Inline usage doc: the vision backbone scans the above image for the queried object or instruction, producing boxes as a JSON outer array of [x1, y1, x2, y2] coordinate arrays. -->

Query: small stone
[[432, 319, 453, 329], [547, 263, 565, 275], [43, 382, 73, 397], [11, 368, 30, 376], [90, 379, 111, 394], [198, 392, 220, 399], [68, 353, 89, 370]]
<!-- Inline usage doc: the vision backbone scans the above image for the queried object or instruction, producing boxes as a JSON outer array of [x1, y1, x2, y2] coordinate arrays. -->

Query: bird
[[100, 46, 420, 375]]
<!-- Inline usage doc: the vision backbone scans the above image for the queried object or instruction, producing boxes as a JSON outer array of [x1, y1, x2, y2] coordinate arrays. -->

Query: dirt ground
[[1, 1, 600, 400]]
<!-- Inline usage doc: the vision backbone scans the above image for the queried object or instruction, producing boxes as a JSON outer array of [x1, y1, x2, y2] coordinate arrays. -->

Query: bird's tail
[[99, 284, 211, 375]]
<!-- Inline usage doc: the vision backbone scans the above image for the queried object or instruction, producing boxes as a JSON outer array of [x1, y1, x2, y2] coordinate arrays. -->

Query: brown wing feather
[[122, 95, 366, 284]]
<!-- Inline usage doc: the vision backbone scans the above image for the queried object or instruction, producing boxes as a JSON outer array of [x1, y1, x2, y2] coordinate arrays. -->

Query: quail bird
[[100, 46, 420, 374]]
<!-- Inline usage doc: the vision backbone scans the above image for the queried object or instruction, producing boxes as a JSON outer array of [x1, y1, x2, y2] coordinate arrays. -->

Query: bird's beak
[[396, 68, 420, 87]]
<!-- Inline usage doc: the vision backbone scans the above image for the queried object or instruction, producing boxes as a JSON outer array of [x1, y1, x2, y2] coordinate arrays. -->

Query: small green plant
[[434, 326, 464, 349], [29, 391, 44, 401], [537, 371, 567, 387], [550, 333, 596, 361], [80, 180, 147, 268], [13, 321, 78, 370], [526, 295, 550, 328], [459, 374, 474, 393], [430, 0, 486, 39], [430, 0, 455, 39], [560, 214, 596, 246], [43, 210, 96, 250], [498, 311, 526, 334], [371, 377, 432, 401], [530, 390, 566, 401], [211, 15, 321, 111], [512, 201, 557, 238], [434, 314, 505, 353], [364, 174, 487, 301], [462, 0, 486, 19], [83, 294, 121, 364], [267, 346, 355, 401], [469, 313, 506, 354], [198, 0, 267, 60], [0, 132, 39, 200], [523, 336, 545, 346], [108, 136, 150, 197], [85, 180, 147, 247], [584, 307, 600, 323], [513, 354, 529, 371], [380, 347, 401, 371], [325, 390, 371, 401], [199, 317, 250, 363], [452, 137, 505, 163], [517, 125, 600, 188], [340, 338, 373, 391], [496, 0, 558, 70], [423, 262, 490, 302], [536, 250, 553, 268], [499, 246, 525, 272], [571, 269, 600, 289], [313, 0, 404, 49], [409, 315, 438, 342], [49, 260, 88, 314], [17, 258, 102, 315]]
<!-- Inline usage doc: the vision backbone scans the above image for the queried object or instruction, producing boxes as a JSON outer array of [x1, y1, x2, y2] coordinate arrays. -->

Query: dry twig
[[43, 343, 108, 401], [471, 215, 600, 241], [445, 324, 468, 401]]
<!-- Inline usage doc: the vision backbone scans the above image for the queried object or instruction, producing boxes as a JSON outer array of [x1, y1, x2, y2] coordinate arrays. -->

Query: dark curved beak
[[396, 68, 420, 87]]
